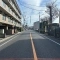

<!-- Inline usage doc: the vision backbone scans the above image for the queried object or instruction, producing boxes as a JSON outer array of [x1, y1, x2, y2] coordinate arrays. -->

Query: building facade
[[0, 0, 22, 37], [34, 21, 39, 31]]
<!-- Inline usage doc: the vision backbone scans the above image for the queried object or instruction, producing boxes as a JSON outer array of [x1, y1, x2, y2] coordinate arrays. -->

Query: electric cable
[[18, 0, 46, 11], [19, 0, 41, 7]]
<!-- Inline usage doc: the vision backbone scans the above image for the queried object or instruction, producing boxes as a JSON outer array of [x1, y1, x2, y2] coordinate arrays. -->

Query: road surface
[[0, 30, 60, 60]]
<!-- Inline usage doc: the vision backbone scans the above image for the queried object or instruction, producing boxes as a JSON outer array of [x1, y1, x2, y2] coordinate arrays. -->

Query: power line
[[47, 0, 58, 6], [18, 0, 58, 12], [20, 3, 46, 11], [20, 3, 40, 11], [52, 0, 58, 6], [18, 0, 46, 12], [19, 0, 58, 9], [19, 0, 41, 7]]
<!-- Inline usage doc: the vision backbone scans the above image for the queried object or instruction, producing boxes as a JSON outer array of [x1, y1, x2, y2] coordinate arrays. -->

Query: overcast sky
[[17, 0, 60, 26]]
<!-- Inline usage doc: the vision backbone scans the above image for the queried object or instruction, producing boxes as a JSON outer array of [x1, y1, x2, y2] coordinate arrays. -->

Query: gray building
[[34, 21, 39, 31]]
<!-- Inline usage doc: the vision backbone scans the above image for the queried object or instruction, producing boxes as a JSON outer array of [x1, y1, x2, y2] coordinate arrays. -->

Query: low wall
[[0, 33, 6, 38], [0, 29, 5, 38], [6, 29, 14, 35]]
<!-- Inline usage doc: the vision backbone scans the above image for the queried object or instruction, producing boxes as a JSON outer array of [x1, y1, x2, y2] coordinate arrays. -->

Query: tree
[[46, 2, 59, 23]]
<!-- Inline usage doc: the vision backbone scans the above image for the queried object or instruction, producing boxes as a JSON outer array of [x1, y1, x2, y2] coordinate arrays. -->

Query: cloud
[[56, 0, 60, 9], [17, 0, 43, 26], [20, 0, 43, 11], [53, 17, 59, 23], [17, 0, 60, 26], [21, 0, 42, 6]]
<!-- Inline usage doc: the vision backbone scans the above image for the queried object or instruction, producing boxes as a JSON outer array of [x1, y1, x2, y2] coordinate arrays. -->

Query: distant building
[[0, 0, 22, 37], [34, 21, 39, 31]]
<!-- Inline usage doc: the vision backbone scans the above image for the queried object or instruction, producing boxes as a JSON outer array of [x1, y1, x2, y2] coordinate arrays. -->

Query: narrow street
[[0, 0, 60, 60], [0, 30, 60, 60]]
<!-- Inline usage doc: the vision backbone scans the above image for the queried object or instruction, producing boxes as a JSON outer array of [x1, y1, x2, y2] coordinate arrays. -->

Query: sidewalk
[[0, 32, 21, 43], [0, 35, 12, 40]]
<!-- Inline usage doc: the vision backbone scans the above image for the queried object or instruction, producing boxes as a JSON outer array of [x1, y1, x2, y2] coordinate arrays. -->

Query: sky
[[17, 0, 60, 26]]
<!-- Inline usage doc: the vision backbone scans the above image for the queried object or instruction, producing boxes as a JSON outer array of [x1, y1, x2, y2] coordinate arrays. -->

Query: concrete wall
[[0, 29, 5, 38], [6, 29, 14, 35], [59, 11, 60, 27]]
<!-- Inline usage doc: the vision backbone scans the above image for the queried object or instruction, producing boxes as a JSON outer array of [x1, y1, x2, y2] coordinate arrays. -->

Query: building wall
[[59, 11, 60, 27], [34, 21, 39, 31], [6, 29, 14, 35], [0, 0, 22, 36], [0, 0, 21, 27]]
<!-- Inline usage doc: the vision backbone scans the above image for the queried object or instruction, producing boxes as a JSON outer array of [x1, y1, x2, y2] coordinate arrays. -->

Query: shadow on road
[[0, 39, 33, 58]]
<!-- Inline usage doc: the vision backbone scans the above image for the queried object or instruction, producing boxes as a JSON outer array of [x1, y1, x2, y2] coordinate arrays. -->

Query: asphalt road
[[0, 30, 33, 59], [0, 30, 60, 60], [31, 31, 60, 58]]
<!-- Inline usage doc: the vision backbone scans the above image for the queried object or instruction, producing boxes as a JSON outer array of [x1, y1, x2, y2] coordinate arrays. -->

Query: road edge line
[[39, 34, 60, 46], [0, 32, 21, 43], [0, 35, 18, 47]]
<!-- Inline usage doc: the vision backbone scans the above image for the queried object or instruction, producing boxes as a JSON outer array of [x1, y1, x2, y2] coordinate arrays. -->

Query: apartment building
[[0, 0, 22, 37]]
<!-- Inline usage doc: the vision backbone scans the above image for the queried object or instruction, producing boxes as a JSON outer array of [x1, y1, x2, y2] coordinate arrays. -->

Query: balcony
[[0, 0, 21, 23], [2, 0, 21, 19]]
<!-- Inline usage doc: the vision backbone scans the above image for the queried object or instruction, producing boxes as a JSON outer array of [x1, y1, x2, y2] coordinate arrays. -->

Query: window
[[2, 14, 6, 20], [8, 7, 10, 12], [12, 20, 13, 23], [9, 0, 11, 2], [8, 17, 11, 22], [2, 1, 6, 7]]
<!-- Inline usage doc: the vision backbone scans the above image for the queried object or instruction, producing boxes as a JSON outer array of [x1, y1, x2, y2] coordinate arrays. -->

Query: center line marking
[[30, 33, 38, 60]]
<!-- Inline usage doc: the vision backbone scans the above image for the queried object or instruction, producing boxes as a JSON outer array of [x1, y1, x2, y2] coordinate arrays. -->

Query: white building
[[34, 21, 39, 31]]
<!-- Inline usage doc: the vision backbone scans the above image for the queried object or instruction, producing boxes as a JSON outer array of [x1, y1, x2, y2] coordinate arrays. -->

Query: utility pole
[[23, 14, 26, 30], [24, 18, 25, 26], [39, 12, 40, 33], [30, 16, 31, 24], [59, 11, 60, 27]]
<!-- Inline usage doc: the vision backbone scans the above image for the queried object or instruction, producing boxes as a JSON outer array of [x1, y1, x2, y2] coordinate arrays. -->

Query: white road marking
[[43, 35, 60, 46], [0, 35, 18, 47], [0, 32, 22, 43]]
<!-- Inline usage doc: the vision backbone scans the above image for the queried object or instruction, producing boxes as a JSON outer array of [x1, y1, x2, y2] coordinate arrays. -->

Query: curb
[[0, 32, 21, 43]]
